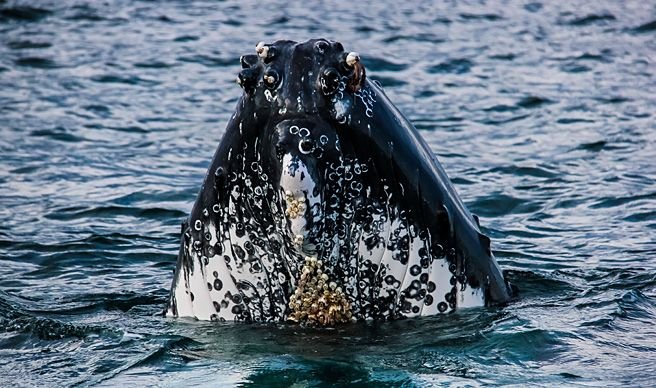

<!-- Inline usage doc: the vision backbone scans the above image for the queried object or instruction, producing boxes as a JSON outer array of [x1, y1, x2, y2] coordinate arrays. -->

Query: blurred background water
[[1, 0, 655, 386]]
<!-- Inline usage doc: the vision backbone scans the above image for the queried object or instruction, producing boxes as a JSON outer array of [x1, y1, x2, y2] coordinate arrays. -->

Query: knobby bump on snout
[[166, 39, 514, 326]]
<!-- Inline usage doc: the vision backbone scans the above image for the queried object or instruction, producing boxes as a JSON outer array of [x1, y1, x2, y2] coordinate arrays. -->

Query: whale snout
[[271, 118, 340, 256]]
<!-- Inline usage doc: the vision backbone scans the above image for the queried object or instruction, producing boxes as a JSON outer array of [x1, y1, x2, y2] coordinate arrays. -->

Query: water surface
[[1, 0, 655, 386]]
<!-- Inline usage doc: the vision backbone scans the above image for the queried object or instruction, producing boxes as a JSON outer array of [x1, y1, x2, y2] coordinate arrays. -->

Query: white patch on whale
[[457, 283, 485, 308], [279, 153, 320, 252]]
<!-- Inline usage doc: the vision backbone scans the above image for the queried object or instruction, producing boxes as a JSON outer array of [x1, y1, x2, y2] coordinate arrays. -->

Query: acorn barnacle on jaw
[[256, 41, 276, 63], [287, 256, 353, 326], [284, 191, 306, 219]]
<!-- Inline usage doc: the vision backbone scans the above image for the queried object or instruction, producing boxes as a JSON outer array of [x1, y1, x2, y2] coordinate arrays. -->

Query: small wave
[[370, 76, 407, 88], [574, 140, 618, 152], [90, 74, 160, 86], [44, 204, 186, 221], [589, 191, 656, 209], [524, 2, 543, 13], [559, 62, 591, 73], [383, 34, 446, 44], [488, 164, 558, 178], [516, 95, 554, 109], [631, 20, 656, 34], [565, 13, 616, 26], [488, 53, 517, 61], [593, 96, 630, 104], [483, 104, 517, 113], [470, 193, 541, 217], [173, 35, 199, 42], [623, 210, 656, 223], [479, 113, 530, 125], [427, 58, 473, 74], [30, 127, 86, 142], [556, 117, 595, 124], [6, 40, 52, 49], [460, 13, 503, 22], [0, 293, 107, 340], [504, 270, 575, 299], [43, 291, 168, 315], [65, 12, 105, 22], [134, 61, 177, 69], [83, 104, 112, 118], [362, 57, 408, 72], [0, 6, 51, 22], [576, 52, 612, 62], [102, 124, 149, 133], [177, 54, 235, 68], [14, 56, 59, 69]]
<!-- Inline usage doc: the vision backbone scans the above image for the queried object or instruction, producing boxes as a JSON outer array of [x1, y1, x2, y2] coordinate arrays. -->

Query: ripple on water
[[14, 56, 59, 69], [30, 128, 86, 143], [362, 56, 409, 72], [427, 58, 473, 74], [6, 40, 52, 49], [564, 13, 616, 27], [90, 74, 160, 86], [0, 6, 52, 22], [631, 20, 656, 34], [517, 95, 554, 108]]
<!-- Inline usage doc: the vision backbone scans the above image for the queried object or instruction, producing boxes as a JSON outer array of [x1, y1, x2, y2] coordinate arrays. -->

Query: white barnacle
[[256, 41, 269, 58], [345, 52, 360, 67], [294, 234, 304, 246]]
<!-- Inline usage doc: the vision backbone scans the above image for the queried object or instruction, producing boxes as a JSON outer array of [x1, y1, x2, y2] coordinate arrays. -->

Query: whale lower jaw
[[165, 148, 486, 323], [165, 217, 486, 323]]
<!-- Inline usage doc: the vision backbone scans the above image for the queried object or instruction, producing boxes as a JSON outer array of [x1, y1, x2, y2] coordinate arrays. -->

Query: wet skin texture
[[166, 39, 514, 323]]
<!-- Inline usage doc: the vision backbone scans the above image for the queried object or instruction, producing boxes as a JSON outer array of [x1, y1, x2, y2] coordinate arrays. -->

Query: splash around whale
[[165, 38, 515, 325]]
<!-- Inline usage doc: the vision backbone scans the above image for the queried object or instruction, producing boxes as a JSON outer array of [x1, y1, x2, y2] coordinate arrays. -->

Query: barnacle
[[287, 256, 352, 326], [284, 190, 306, 220]]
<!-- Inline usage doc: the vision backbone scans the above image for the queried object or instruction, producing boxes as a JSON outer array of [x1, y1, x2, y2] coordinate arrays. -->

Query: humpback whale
[[166, 39, 514, 325]]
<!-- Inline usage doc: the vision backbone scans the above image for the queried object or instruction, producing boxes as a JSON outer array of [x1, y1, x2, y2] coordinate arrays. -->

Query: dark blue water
[[1, 0, 655, 386]]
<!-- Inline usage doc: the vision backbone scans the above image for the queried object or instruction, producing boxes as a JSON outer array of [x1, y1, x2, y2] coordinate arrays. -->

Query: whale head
[[166, 39, 513, 324]]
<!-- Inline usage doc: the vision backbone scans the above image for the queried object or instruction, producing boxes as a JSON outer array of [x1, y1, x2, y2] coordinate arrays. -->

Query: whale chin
[[166, 39, 512, 324]]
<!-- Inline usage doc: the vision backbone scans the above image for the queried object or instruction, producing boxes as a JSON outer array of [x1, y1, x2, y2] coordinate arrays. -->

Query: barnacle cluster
[[287, 256, 353, 326], [284, 190, 306, 219]]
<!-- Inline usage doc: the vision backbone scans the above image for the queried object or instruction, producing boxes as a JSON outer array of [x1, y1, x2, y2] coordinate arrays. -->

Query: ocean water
[[1, 0, 655, 386]]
